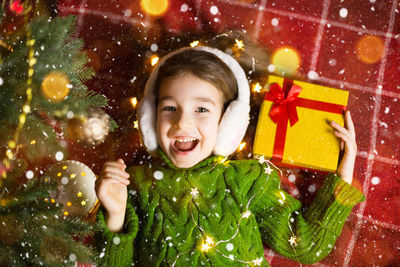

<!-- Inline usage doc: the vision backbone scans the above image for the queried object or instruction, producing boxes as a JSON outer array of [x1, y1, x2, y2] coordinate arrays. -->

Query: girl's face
[[156, 73, 224, 168]]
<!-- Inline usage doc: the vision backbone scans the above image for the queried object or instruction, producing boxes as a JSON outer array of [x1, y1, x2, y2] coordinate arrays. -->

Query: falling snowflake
[[339, 8, 348, 18]]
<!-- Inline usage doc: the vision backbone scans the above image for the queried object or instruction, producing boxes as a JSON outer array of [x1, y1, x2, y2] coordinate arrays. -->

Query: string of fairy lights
[[168, 156, 299, 266]]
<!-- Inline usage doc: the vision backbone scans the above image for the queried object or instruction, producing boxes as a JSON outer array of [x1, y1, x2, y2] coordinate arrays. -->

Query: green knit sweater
[[96, 149, 364, 266]]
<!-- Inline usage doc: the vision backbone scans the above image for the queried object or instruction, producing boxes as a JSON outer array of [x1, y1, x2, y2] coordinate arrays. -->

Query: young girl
[[94, 46, 364, 266]]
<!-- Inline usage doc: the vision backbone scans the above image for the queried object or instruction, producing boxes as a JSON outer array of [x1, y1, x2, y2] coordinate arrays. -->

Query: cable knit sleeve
[[232, 159, 365, 264], [95, 202, 139, 266]]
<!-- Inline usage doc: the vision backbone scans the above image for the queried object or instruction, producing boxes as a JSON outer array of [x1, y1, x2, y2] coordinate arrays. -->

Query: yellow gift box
[[253, 75, 349, 172]]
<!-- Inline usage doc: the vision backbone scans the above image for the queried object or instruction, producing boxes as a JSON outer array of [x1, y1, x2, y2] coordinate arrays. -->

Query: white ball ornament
[[83, 108, 110, 145], [67, 107, 110, 145]]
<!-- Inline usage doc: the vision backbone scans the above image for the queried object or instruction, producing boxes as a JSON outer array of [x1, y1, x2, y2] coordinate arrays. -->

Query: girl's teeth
[[176, 137, 196, 142]]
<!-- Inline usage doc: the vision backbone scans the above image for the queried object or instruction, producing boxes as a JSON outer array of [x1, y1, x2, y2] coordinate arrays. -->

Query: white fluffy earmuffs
[[138, 46, 250, 157]]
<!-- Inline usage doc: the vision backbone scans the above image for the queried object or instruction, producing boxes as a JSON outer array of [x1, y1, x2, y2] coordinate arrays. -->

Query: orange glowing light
[[140, 0, 169, 16], [190, 40, 200, 47], [252, 83, 262, 93], [235, 39, 244, 50], [131, 97, 138, 108], [238, 142, 246, 151], [151, 55, 159, 66], [271, 46, 301, 76], [355, 35, 384, 64]]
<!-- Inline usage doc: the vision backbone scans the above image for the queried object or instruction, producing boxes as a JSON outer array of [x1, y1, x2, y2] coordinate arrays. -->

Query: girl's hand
[[95, 159, 130, 232], [330, 111, 357, 185]]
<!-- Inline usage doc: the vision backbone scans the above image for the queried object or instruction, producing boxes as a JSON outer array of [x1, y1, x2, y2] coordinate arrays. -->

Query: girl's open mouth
[[173, 137, 199, 152]]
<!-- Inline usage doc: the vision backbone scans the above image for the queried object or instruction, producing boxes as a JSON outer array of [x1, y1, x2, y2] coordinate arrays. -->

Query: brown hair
[[154, 49, 238, 110]]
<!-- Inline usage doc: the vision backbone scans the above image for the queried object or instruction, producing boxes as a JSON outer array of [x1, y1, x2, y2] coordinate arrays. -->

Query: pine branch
[[0, 246, 26, 266], [0, 13, 103, 266], [62, 38, 84, 56], [69, 89, 108, 107], [73, 66, 95, 83], [109, 117, 119, 131]]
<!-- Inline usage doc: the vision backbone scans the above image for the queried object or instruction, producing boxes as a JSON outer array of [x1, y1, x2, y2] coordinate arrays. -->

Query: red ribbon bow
[[268, 79, 302, 127]]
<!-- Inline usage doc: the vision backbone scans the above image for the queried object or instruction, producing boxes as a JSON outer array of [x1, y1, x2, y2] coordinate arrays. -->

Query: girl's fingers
[[345, 111, 356, 138], [101, 174, 130, 185], [334, 131, 356, 150], [102, 166, 130, 178], [330, 120, 346, 131], [95, 177, 128, 193], [331, 121, 353, 141], [103, 161, 126, 171]]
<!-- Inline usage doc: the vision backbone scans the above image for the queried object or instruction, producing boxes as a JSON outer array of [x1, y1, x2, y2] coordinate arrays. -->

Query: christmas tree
[[0, 2, 113, 265]]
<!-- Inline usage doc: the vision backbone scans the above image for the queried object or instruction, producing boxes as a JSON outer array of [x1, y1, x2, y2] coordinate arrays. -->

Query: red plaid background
[[58, 0, 400, 266]]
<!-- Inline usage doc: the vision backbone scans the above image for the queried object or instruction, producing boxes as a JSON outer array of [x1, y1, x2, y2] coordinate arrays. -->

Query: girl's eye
[[196, 107, 209, 113], [162, 106, 176, 111]]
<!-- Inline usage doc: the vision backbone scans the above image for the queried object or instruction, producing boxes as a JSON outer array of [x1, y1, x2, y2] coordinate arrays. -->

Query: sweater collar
[[157, 147, 227, 170]]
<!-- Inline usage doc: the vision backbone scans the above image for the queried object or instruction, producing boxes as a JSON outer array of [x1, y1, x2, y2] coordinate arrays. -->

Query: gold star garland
[[1, 14, 36, 183]]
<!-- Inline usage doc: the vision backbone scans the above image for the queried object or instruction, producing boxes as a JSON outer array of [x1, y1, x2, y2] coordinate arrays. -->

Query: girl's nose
[[175, 111, 194, 129]]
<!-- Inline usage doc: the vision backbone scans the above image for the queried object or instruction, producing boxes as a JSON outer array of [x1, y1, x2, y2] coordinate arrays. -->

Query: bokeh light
[[271, 46, 301, 76], [140, 0, 169, 16], [41, 71, 71, 102], [355, 35, 384, 64]]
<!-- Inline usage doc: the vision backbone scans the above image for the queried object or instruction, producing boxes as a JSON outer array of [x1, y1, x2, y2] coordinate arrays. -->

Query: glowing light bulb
[[131, 97, 138, 108], [235, 39, 244, 50], [190, 187, 199, 197], [238, 142, 246, 151], [242, 210, 251, 218], [190, 40, 200, 47], [264, 165, 273, 175], [205, 236, 214, 245], [151, 55, 160, 66], [252, 257, 263, 266], [252, 83, 262, 93], [201, 243, 211, 252], [289, 235, 297, 246], [200, 235, 215, 252]]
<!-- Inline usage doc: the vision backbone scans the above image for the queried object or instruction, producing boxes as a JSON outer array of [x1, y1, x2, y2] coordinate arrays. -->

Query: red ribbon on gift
[[264, 78, 347, 161]]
